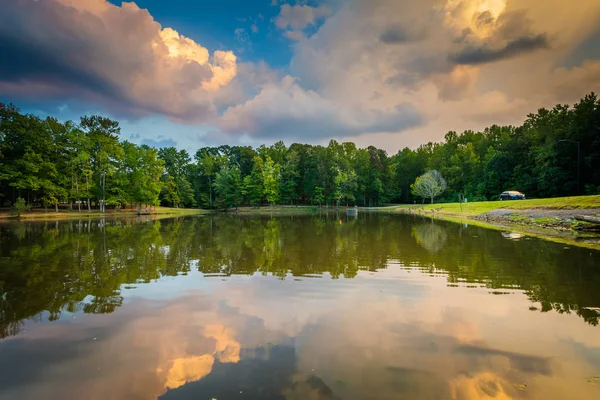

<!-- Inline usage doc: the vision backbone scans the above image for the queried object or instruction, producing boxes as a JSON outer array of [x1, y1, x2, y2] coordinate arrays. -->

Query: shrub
[[10, 197, 27, 217]]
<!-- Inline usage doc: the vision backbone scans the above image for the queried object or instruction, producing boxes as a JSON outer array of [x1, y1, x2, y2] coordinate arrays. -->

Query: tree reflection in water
[[1, 213, 600, 340]]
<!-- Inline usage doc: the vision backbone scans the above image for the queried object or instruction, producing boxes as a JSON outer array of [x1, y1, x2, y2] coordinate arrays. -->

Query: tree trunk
[[76, 175, 80, 211], [55, 203, 58, 213], [87, 199, 91, 212], [431, 196, 434, 204]]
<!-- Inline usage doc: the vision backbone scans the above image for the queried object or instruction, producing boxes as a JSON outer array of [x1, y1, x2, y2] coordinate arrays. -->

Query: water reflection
[[412, 221, 448, 253], [0, 215, 599, 399], [2, 214, 599, 336]]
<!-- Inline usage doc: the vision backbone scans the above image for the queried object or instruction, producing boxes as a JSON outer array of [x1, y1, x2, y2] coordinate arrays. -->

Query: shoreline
[[0, 207, 209, 222], [2, 197, 600, 250], [374, 196, 600, 250]]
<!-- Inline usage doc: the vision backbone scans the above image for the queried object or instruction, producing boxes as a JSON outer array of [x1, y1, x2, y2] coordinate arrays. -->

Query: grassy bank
[[0, 206, 209, 221], [374, 195, 600, 250], [379, 195, 600, 217]]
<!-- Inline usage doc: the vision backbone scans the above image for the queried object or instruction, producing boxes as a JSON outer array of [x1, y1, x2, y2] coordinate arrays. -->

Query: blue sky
[[1, 0, 599, 153], [105, 0, 294, 67]]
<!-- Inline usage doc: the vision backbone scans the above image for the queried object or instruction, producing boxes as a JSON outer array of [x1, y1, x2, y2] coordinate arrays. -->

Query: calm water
[[1, 214, 600, 399]]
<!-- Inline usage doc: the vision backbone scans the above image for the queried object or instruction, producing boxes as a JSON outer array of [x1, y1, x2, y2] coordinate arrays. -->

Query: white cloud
[[284, 30, 306, 41], [275, 4, 332, 31]]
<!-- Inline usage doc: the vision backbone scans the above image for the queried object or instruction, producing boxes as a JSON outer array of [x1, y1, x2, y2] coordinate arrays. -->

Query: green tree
[[242, 156, 264, 206], [280, 150, 300, 205], [411, 170, 447, 204], [213, 165, 242, 210], [158, 147, 195, 207], [262, 156, 281, 210], [160, 175, 181, 208], [10, 197, 27, 216], [79, 115, 122, 211], [334, 169, 357, 206], [313, 186, 325, 207]]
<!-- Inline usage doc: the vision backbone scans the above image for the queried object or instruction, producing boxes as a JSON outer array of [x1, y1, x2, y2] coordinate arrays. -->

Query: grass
[[389, 207, 600, 251], [376, 195, 600, 250], [509, 215, 530, 223], [380, 195, 600, 217], [0, 206, 209, 221], [533, 217, 560, 225]]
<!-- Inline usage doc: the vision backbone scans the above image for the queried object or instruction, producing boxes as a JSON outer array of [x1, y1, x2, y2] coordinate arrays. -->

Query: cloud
[[284, 30, 306, 41], [0, 0, 237, 122], [275, 4, 332, 31], [280, 0, 600, 151], [379, 26, 410, 44], [451, 33, 550, 65], [4, 0, 600, 150], [449, 10, 551, 65], [234, 27, 252, 53], [217, 76, 423, 140]]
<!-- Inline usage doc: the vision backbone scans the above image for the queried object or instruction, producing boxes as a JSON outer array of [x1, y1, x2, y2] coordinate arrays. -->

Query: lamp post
[[559, 140, 580, 195]]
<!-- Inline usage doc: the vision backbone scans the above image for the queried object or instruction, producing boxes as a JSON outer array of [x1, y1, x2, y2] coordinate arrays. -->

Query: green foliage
[[262, 156, 281, 206], [313, 186, 325, 207], [2, 93, 600, 209], [411, 170, 447, 204], [160, 175, 180, 207], [10, 197, 27, 216], [334, 169, 357, 206], [242, 156, 264, 206], [158, 147, 195, 207], [213, 165, 242, 210], [280, 150, 300, 205]]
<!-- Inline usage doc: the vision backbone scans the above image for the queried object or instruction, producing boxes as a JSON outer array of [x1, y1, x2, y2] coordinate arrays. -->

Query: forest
[[1, 92, 599, 210]]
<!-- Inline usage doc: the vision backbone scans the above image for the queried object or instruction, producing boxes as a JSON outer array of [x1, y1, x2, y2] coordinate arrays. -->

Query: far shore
[[2, 196, 600, 250], [0, 206, 208, 221]]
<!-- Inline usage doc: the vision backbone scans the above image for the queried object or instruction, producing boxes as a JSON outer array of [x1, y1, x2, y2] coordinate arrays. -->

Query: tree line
[[1, 93, 599, 210]]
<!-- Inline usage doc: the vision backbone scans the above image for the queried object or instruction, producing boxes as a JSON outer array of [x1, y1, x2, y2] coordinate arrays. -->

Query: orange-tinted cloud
[[0, 0, 236, 121]]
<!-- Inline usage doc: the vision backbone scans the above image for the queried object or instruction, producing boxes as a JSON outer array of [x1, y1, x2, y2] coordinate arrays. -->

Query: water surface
[[1, 214, 600, 399]]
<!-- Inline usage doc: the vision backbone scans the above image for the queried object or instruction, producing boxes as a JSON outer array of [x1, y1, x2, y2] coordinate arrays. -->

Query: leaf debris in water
[[513, 383, 528, 391]]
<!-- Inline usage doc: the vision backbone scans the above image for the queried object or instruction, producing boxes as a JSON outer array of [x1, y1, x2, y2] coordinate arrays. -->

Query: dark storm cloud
[[450, 10, 550, 66], [0, 26, 129, 107], [451, 34, 550, 65]]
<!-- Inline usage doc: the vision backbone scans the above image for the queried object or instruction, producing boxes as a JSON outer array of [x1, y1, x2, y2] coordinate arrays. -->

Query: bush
[[10, 197, 27, 217]]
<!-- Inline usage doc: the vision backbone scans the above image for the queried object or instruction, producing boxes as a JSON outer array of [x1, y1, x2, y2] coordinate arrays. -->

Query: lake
[[0, 214, 599, 399]]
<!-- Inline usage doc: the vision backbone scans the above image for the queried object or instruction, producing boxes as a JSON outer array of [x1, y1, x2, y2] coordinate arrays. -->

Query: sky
[[1, 0, 599, 153]]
